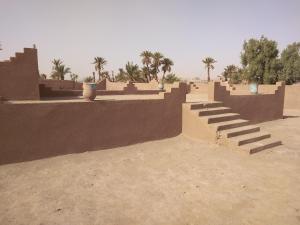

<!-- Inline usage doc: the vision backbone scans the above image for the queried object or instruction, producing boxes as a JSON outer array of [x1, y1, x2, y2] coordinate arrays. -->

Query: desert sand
[[0, 109, 300, 225]]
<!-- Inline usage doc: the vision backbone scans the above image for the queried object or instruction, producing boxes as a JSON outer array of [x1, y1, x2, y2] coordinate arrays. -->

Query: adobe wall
[[40, 79, 162, 98], [134, 80, 158, 90], [225, 84, 282, 95], [284, 85, 300, 109], [0, 83, 187, 165], [189, 82, 209, 94], [189, 82, 300, 110], [39, 79, 83, 90], [0, 48, 40, 100], [225, 83, 300, 109], [208, 81, 285, 123], [164, 82, 181, 92], [106, 79, 159, 91], [106, 79, 128, 90]]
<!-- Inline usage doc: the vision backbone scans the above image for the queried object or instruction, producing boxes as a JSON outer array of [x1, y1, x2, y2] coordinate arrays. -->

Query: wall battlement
[[0, 48, 40, 100]]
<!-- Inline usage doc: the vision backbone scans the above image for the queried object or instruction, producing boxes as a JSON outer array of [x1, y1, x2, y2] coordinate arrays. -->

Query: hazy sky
[[1, 0, 300, 80]]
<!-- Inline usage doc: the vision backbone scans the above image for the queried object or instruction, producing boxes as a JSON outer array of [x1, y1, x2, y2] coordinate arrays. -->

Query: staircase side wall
[[182, 104, 217, 142]]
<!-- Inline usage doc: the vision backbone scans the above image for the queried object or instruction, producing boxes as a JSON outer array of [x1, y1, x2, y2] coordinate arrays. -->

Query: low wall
[[39, 82, 161, 98], [106, 80, 128, 90], [39, 79, 83, 90], [0, 48, 40, 100], [40, 79, 163, 98], [105, 79, 160, 91], [39, 87, 82, 98], [225, 83, 300, 110], [208, 82, 285, 123], [0, 83, 187, 165], [134, 80, 158, 90], [189, 82, 300, 110], [224, 84, 282, 95]]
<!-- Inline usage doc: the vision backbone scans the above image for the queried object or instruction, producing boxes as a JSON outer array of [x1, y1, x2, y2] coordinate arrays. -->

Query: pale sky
[[1, 0, 300, 80]]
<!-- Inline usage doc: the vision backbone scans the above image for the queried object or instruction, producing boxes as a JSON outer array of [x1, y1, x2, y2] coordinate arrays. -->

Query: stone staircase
[[182, 101, 282, 154]]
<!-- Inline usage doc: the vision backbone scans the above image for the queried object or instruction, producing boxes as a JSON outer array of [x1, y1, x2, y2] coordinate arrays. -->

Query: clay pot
[[249, 82, 258, 94], [83, 83, 96, 101]]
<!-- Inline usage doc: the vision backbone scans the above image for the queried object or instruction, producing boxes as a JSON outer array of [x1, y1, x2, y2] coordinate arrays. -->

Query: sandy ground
[[0, 110, 300, 225]]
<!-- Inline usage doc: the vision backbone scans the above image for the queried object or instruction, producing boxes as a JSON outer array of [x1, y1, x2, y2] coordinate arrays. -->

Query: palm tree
[[84, 76, 94, 82], [93, 57, 107, 81], [115, 68, 128, 82], [125, 62, 140, 82], [140, 51, 153, 82], [223, 65, 238, 81], [164, 73, 181, 84], [92, 72, 96, 82], [52, 59, 62, 70], [102, 71, 111, 81], [56, 65, 71, 80], [161, 58, 174, 81], [70, 73, 79, 82], [202, 57, 216, 82], [51, 59, 70, 80], [151, 52, 164, 81]]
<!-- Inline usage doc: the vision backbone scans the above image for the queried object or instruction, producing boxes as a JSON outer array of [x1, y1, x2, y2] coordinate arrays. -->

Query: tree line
[[222, 37, 300, 85], [40, 36, 300, 85], [87, 51, 177, 83], [41, 51, 180, 84]]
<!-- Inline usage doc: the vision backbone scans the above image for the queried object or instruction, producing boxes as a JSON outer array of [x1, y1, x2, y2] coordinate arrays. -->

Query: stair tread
[[201, 113, 239, 119], [193, 106, 231, 112], [213, 118, 249, 125], [229, 131, 270, 141], [189, 101, 222, 105], [240, 138, 282, 149], [221, 125, 260, 134], [211, 119, 249, 128]]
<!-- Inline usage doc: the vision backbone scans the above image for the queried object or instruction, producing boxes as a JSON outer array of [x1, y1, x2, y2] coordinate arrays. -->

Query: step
[[195, 107, 232, 116], [230, 132, 271, 146], [241, 138, 282, 154], [202, 113, 240, 124], [222, 125, 260, 138], [15, 52, 24, 58], [190, 102, 223, 110], [212, 119, 251, 131]]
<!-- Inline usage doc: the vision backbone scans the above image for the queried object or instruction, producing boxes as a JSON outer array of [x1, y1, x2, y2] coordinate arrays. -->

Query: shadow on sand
[[283, 115, 300, 119]]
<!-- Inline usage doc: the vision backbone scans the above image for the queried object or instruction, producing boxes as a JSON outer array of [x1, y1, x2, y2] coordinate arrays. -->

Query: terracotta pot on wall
[[83, 83, 96, 101]]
